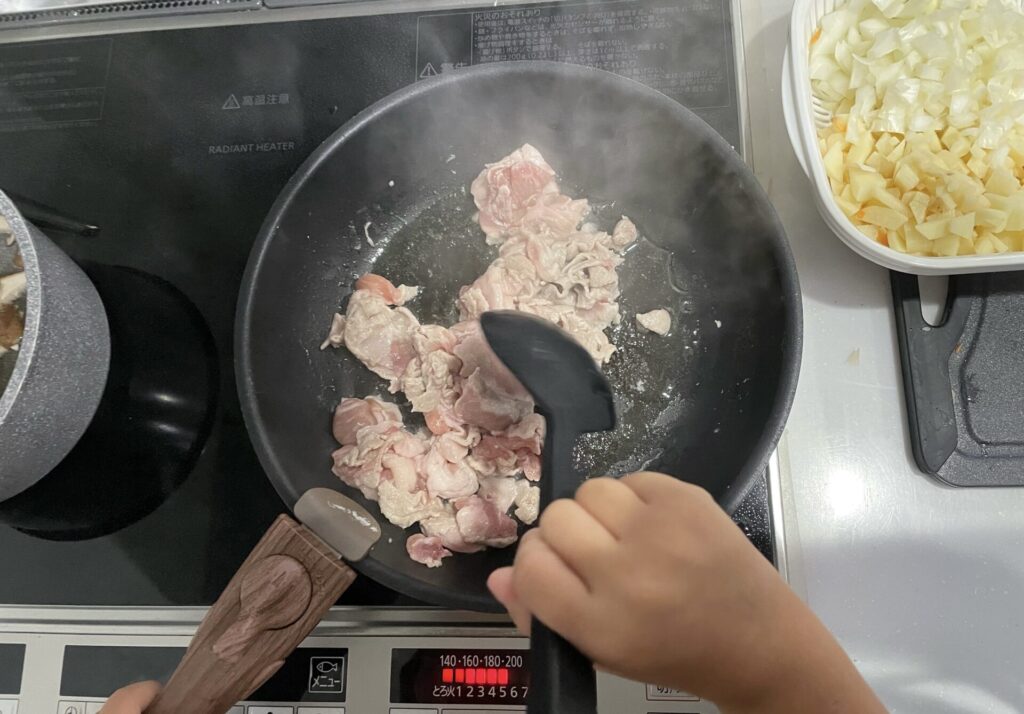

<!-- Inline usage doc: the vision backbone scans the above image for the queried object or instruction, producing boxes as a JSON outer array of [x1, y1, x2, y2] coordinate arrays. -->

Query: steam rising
[[320, 62, 787, 482]]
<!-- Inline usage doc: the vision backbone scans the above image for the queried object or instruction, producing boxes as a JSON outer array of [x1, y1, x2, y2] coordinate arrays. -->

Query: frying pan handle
[[529, 620, 597, 714], [527, 424, 597, 714], [6, 191, 100, 237], [145, 515, 356, 714]]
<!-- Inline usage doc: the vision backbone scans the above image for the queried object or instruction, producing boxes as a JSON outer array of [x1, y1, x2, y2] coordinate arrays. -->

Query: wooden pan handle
[[146, 514, 357, 714]]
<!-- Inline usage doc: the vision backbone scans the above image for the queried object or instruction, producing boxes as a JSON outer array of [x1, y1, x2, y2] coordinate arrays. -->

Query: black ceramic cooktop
[[0, 0, 766, 606]]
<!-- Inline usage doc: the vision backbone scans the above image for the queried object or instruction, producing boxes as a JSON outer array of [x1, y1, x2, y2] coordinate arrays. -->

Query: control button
[[84, 703, 105, 714], [297, 708, 345, 714], [308, 656, 345, 694], [645, 683, 699, 700], [58, 703, 84, 714], [0, 700, 16, 714], [391, 709, 438, 714], [443, 710, 523, 714], [247, 708, 293, 714], [228, 708, 244, 714]]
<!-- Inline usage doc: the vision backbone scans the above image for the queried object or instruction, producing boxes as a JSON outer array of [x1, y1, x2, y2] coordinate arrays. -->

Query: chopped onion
[[810, 0, 1024, 257]]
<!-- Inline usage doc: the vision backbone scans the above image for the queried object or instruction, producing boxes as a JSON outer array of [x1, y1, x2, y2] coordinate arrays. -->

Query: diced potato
[[952, 187, 989, 213], [934, 235, 960, 256], [941, 126, 962, 149], [876, 134, 898, 156], [948, 137, 971, 159], [906, 226, 932, 253], [936, 190, 958, 212], [865, 151, 894, 176], [948, 212, 976, 238], [824, 141, 845, 182], [872, 187, 906, 211], [967, 156, 989, 177], [1005, 205, 1024, 232], [1002, 233, 1024, 252], [977, 208, 1009, 233], [895, 164, 920, 191], [918, 172, 940, 192], [907, 192, 931, 223], [812, 5, 1024, 261], [848, 132, 874, 165], [975, 234, 996, 254], [1009, 139, 1024, 169], [835, 193, 861, 216], [990, 234, 1010, 253], [917, 216, 951, 240], [856, 223, 880, 241], [860, 205, 909, 229], [986, 169, 1020, 197], [886, 140, 907, 163], [986, 193, 1012, 212], [914, 153, 945, 177], [936, 150, 961, 171], [889, 229, 908, 252], [849, 165, 886, 202]]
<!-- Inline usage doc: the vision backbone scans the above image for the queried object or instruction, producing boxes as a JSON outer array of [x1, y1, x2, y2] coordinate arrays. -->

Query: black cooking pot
[[0, 263, 218, 539]]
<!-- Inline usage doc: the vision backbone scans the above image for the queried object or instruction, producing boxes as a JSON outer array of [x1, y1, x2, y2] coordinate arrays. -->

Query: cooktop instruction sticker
[[0, 38, 112, 132], [415, 0, 732, 109]]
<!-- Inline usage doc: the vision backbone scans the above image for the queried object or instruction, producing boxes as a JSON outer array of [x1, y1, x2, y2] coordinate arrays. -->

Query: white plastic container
[[782, 0, 1024, 275]]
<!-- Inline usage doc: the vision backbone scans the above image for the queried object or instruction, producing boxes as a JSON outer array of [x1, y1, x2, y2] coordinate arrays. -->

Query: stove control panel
[[0, 630, 719, 713]]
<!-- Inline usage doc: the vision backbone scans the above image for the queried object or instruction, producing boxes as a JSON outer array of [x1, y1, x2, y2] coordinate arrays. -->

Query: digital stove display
[[391, 648, 529, 705]]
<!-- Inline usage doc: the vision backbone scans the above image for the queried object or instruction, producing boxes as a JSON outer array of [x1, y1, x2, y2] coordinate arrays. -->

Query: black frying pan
[[236, 61, 802, 613]]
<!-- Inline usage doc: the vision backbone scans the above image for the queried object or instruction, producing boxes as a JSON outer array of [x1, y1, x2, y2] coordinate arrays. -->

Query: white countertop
[[743, 1, 1024, 712]]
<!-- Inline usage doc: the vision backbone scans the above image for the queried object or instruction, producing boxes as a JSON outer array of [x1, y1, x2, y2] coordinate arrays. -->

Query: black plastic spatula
[[480, 310, 616, 714]]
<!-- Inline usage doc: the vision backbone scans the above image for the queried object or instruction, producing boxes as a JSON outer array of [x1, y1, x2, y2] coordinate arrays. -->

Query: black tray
[[892, 271, 1024, 486]]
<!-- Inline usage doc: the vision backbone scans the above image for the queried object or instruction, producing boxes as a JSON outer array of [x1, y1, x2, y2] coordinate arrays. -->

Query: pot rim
[[0, 190, 41, 425]]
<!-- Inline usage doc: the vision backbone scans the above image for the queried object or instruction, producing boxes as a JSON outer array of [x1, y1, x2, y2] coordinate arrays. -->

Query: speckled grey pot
[[0, 191, 110, 501]]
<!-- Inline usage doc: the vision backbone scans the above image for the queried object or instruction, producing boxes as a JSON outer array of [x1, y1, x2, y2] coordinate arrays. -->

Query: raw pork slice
[[471, 144, 558, 243], [341, 290, 419, 391], [322, 144, 640, 565], [407, 534, 451, 568]]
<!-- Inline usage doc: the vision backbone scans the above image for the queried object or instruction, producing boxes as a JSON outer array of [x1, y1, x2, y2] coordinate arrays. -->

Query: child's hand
[[99, 681, 160, 714], [487, 472, 886, 714]]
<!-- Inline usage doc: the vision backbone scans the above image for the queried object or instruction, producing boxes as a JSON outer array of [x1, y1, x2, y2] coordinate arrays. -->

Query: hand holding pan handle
[[146, 490, 380, 714]]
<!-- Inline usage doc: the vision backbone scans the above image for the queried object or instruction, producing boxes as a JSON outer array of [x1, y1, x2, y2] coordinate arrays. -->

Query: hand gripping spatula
[[480, 310, 616, 714]]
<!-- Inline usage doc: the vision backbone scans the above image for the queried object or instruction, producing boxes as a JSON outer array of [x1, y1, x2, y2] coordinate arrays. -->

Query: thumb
[[100, 680, 161, 713], [488, 567, 532, 635]]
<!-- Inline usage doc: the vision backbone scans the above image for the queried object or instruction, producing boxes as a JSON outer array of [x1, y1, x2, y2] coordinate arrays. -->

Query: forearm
[[719, 603, 887, 714]]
